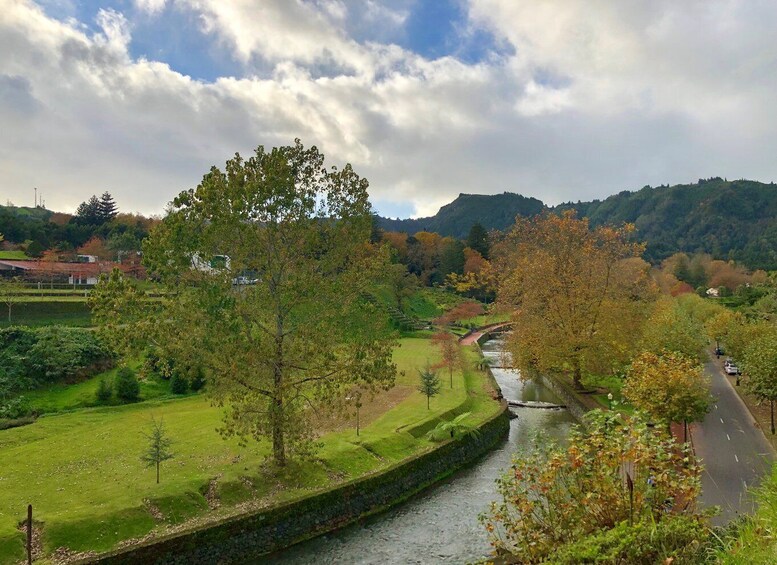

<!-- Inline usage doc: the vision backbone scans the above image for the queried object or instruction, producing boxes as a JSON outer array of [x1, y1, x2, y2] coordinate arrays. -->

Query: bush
[[0, 326, 114, 393], [190, 367, 206, 391], [170, 372, 188, 395], [96, 379, 113, 402], [115, 367, 140, 402]]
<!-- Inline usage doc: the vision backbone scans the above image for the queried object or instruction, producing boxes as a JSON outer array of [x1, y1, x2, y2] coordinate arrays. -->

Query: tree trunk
[[156, 462, 160, 484], [771, 400, 775, 435], [572, 358, 583, 390], [271, 392, 286, 466], [272, 313, 287, 467], [683, 420, 688, 443], [427, 395, 430, 410], [449, 367, 453, 389]]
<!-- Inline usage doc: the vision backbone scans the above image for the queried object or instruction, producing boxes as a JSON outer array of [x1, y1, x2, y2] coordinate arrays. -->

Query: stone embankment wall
[[532, 372, 589, 423], [90, 406, 509, 565]]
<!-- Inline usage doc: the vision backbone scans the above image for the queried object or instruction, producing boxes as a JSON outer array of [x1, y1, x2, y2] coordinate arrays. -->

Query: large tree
[[741, 325, 777, 434], [622, 351, 711, 439], [497, 211, 653, 388], [96, 141, 397, 467]]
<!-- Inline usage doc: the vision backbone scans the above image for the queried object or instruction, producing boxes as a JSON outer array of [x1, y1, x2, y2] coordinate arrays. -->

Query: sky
[[2, 1, 777, 218]]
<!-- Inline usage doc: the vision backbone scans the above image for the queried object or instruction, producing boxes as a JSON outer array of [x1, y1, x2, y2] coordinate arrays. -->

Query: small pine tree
[[418, 363, 441, 410], [96, 378, 112, 402], [141, 416, 174, 484], [115, 366, 140, 402], [170, 371, 188, 395]]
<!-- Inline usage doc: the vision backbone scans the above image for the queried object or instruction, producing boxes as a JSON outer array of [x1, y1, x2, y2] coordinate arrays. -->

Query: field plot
[[0, 338, 500, 562]]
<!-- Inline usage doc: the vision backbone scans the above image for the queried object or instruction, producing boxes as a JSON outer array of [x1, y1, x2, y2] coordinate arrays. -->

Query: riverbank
[[0, 335, 507, 563]]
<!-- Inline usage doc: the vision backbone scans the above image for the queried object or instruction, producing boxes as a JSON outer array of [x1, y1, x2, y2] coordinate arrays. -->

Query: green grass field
[[0, 300, 92, 328], [0, 251, 29, 260], [0, 337, 501, 562]]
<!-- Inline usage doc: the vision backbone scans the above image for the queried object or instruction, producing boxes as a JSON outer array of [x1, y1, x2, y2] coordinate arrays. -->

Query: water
[[265, 337, 576, 564]]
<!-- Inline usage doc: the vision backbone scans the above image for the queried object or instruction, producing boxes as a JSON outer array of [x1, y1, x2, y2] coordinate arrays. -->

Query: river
[[265, 336, 576, 564]]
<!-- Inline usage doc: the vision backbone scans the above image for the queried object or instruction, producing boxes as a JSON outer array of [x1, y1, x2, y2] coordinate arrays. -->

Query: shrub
[[170, 372, 188, 395], [115, 366, 140, 402], [96, 378, 113, 402], [190, 367, 206, 392]]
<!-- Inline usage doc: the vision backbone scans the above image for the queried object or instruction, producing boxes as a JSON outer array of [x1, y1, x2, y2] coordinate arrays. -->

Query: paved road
[[693, 353, 775, 525]]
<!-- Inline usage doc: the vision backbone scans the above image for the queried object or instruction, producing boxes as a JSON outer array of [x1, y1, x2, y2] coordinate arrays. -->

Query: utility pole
[[27, 504, 32, 565], [33, 187, 37, 208]]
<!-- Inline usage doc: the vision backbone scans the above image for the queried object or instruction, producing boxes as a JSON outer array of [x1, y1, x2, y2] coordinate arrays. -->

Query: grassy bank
[[0, 337, 501, 562], [0, 300, 92, 328]]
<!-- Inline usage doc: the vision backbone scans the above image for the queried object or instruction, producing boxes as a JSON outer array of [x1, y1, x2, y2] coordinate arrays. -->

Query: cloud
[[1, 1, 777, 218]]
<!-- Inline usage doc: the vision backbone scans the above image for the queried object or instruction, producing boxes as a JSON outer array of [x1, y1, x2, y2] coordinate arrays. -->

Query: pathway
[[692, 352, 775, 525]]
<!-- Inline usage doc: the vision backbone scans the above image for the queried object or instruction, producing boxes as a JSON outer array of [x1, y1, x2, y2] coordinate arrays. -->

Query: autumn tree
[[639, 297, 707, 362], [96, 141, 397, 467], [622, 351, 712, 439], [705, 309, 744, 352], [496, 211, 653, 389], [78, 236, 110, 260], [482, 410, 704, 563], [431, 331, 462, 388], [741, 325, 777, 434]]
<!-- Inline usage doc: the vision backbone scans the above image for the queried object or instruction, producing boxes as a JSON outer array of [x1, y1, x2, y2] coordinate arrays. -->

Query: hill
[[377, 178, 777, 270], [378, 192, 545, 238]]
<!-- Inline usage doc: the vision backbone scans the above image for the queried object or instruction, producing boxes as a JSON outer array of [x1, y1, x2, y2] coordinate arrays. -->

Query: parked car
[[725, 363, 740, 375]]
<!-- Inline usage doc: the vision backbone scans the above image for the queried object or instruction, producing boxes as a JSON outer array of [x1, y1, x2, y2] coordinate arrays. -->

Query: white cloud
[[134, 0, 168, 15], [1, 1, 777, 218]]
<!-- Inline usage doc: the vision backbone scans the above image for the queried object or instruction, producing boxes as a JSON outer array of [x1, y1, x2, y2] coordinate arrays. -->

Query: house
[[706, 287, 720, 297]]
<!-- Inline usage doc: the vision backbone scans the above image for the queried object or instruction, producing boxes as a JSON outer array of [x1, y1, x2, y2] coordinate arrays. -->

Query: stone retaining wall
[[89, 406, 509, 565], [531, 371, 589, 423]]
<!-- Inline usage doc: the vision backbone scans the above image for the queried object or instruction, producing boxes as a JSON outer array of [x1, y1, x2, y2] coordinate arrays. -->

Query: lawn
[[0, 337, 501, 562], [0, 251, 29, 260], [23, 362, 180, 415], [0, 300, 92, 328]]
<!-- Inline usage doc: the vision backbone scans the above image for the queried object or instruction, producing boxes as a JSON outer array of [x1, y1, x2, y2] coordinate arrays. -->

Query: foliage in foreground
[[92, 141, 397, 467], [481, 410, 706, 564]]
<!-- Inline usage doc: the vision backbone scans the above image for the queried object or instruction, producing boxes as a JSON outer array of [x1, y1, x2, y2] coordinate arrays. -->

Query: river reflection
[[264, 337, 576, 565]]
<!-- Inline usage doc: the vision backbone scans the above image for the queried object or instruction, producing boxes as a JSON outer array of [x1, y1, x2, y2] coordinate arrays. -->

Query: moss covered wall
[[90, 407, 509, 565]]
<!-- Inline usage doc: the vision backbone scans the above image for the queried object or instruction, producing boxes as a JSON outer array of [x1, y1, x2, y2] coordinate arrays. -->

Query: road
[[692, 353, 775, 525]]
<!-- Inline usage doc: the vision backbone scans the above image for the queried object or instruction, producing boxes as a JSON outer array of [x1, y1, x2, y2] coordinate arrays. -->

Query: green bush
[[190, 367, 206, 392], [115, 367, 140, 402], [170, 372, 188, 395], [96, 379, 113, 402], [0, 326, 114, 398], [548, 516, 708, 565]]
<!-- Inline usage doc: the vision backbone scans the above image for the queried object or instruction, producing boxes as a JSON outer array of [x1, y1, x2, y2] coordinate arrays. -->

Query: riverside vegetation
[[5, 142, 777, 562]]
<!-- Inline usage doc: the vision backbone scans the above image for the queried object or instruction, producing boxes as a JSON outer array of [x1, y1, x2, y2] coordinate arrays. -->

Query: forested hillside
[[378, 192, 544, 238], [559, 178, 777, 268], [379, 178, 777, 270]]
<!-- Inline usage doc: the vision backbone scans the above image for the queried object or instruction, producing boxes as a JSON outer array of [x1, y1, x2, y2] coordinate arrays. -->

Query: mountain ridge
[[377, 178, 777, 269]]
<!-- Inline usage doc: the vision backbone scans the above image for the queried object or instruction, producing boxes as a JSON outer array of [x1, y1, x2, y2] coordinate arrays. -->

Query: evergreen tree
[[170, 371, 188, 394], [140, 416, 174, 484], [75, 195, 102, 225], [95, 378, 113, 402], [466, 222, 490, 259], [417, 363, 441, 409], [99, 192, 118, 222], [115, 366, 140, 402]]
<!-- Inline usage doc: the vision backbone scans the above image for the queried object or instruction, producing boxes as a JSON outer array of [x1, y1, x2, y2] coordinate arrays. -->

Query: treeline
[[377, 220, 494, 303], [378, 178, 777, 271], [0, 193, 158, 261]]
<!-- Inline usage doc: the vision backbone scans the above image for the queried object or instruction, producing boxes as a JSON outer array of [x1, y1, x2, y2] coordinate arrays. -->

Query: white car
[[725, 363, 740, 375]]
